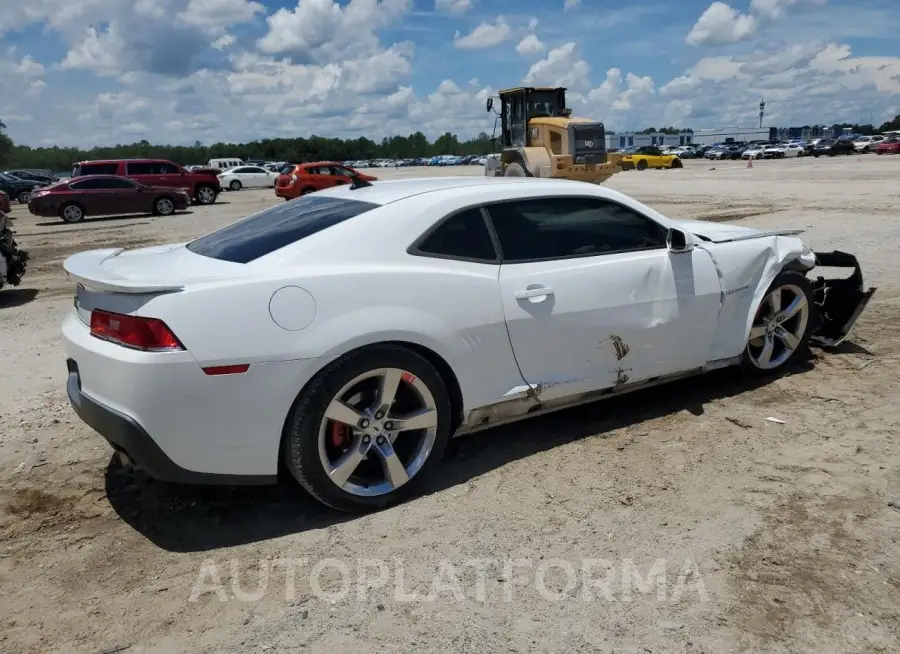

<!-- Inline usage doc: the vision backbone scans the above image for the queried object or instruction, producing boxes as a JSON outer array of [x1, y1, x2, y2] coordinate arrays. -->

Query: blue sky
[[1, 0, 899, 147]]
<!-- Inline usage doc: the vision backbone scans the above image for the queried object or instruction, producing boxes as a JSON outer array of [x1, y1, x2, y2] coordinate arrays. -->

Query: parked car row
[[22, 158, 221, 223]]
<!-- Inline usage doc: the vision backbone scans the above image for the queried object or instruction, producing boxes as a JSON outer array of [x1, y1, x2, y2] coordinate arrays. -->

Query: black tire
[[862, 147, 869, 154], [504, 162, 527, 177], [283, 345, 452, 512], [154, 196, 175, 216], [636, 159, 648, 171], [59, 202, 85, 223], [300, 186, 315, 195], [670, 158, 683, 169], [194, 185, 217, 205], [813, 153, 820, 158], [740, 270, 816, 377], [229, 180, 242, 191], [17, 190, 32, 204]]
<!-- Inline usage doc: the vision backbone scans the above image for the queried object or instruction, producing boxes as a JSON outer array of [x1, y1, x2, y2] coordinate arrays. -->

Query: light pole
[[759, 99, 766, 129]]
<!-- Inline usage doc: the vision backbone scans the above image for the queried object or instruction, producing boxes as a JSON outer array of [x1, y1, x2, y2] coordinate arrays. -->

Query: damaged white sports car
[[62, 176, 875, 511]]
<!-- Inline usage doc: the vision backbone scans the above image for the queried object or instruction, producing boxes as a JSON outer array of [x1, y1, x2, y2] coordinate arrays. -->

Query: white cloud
[[257, 0, 412, 62], [453, 17, 511, 50], [517, 35, 545, 56], [564, 0, 581, 9], [686, 2, 758, 46], [523, 42, 590, 91], [687, 0, 827, 46], [435, 0, 472, 15], [177, 0, 265, 31]]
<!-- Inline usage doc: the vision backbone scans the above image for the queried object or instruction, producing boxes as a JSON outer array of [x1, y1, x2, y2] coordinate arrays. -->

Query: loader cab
[[486, 86, 607, 166]]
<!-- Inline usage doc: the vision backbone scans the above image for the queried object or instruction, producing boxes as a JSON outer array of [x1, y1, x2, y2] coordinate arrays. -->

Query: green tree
[[0, 119, 13, 166]]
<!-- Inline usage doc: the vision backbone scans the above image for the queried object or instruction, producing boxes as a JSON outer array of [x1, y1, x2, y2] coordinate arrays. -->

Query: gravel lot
[[2, 156, 899, 653]]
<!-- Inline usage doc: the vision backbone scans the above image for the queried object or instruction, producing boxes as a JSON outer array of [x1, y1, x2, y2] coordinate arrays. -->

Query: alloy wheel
[[62, 205, 83, 222], [317, 367, 439, 497], [196, 187, 216, 204], [746, 284, 810, 370], [156, 198, 174, 215]]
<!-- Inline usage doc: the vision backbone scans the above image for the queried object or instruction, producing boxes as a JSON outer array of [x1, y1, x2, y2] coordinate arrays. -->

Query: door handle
[[515, 287, 554, 300]]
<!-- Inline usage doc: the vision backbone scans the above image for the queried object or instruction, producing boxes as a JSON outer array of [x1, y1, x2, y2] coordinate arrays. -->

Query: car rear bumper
[[61, 310, 322, 484], [620, 161, 635, 170], [66, 358, 275, 485], [274, 185, 297, 199]]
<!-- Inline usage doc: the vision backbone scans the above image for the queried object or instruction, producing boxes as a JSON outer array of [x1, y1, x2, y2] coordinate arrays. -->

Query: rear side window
[[75, 163, 119, 176], [187, 196, 380, 263], [415, 209, 498, 262]]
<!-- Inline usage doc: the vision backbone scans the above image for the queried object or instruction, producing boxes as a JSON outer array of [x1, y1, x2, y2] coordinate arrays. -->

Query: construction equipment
[[484, 86, 622, 182]]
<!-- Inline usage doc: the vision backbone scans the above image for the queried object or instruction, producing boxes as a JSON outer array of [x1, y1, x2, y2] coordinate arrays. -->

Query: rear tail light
[[90, 310, 184, 352], [290, 174, 297, 183]]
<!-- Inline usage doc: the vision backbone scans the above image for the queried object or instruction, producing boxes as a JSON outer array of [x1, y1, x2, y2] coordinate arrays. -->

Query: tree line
[[2, 116, 899, 171]]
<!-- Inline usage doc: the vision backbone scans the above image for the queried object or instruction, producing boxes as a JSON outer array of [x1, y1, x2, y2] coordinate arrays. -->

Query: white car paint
[[854, 135, 884, 152], [779, 144, 805, 157], [742, 146, 766, 159], [218, 166, 278, 189], [61, 176, 841, 484]]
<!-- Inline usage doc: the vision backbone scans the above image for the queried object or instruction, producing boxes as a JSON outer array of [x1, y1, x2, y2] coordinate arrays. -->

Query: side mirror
[[666, 227, 693, 253], [486, 98, 493, 112]]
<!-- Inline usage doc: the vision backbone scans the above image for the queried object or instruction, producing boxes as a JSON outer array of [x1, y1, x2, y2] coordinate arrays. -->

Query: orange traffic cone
[[747, 158, 753, 168]]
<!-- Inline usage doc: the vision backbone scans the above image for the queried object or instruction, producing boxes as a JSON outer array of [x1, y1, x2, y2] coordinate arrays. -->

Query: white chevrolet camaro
[[61, 176, 875, 511]]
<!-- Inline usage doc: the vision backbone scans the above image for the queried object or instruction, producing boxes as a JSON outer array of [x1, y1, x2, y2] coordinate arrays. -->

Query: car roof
[[309, 175, 625, 206]]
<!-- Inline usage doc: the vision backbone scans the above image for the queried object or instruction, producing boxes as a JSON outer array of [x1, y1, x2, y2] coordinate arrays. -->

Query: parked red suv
[[71, 159, 221, 205]]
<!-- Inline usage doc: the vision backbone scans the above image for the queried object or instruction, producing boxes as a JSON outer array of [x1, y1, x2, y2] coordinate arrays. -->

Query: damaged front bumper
[[809, 251, 877, 347]]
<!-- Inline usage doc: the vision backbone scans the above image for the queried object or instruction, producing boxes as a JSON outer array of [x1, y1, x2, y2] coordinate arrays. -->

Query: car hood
[[673, 218, 766, 243]]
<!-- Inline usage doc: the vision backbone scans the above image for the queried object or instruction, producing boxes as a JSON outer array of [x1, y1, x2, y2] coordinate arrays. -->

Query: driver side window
[[486, 197, 668, 262]]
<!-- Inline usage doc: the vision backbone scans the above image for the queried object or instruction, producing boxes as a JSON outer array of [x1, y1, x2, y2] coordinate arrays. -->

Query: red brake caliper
[[330, 422, 350, 449]]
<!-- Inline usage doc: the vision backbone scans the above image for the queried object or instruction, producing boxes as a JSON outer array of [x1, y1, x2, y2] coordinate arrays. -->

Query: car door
[[328, 165, 354, 187], [124, 161, 162, 187], [487, 196, 722, 402], [66, 178, 120, 215], [245, 166, 271, 188]]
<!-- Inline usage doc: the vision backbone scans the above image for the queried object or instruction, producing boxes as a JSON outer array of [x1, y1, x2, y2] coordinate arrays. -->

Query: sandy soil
[[1, 156, 899, 653]]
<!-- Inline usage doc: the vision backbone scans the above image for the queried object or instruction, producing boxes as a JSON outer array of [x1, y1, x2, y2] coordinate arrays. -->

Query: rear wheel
[[194, 185, 217, 205], [17, 190, 32, 204], [284, 345, 451, 512], [229, 180, 242, 191], [742, 271, 815, 376], [670, 158, 683, 169], [60, 203, 85, 223], [300, 186, 315, 195], [154, 197, 175, 216], [636, 159, 648, 171]]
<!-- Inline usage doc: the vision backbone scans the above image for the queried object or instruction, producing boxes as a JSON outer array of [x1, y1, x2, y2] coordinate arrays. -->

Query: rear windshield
[[186, 195, 380, 263]]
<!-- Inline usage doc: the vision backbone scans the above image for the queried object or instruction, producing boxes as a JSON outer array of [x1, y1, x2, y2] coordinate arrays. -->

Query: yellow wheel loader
[[484, 86, 622, 182]]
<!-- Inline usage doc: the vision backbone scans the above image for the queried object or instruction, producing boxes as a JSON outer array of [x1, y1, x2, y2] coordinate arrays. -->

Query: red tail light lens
[[90, 310, 184, 351]]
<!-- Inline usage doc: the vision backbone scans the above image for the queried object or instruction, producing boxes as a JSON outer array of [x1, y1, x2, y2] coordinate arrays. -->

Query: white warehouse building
[[605, 131, 695, 150], [689, 127, 776, 145]]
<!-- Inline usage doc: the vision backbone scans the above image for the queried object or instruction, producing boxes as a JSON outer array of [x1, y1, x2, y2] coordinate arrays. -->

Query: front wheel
[[17, 190, 32, 204], [636, 159, 648, 171], [670, 158, 683, 169], [154, 197, 175, 216], [742, 271, 815, 376], [284, 345, 452, 512], [59, 203, 85, 223], [504, 162, 527, 177]]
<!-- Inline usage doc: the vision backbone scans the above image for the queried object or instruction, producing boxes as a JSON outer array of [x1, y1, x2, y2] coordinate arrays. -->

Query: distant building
[[690, 127, 776, 145], [605, 131, 694, 150]]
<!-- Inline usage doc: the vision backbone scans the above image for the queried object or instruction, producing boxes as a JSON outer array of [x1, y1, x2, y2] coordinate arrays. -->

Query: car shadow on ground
[[105, 359, 814, 553], [34, 211, 194, 227], [0, 287, 39, 308]]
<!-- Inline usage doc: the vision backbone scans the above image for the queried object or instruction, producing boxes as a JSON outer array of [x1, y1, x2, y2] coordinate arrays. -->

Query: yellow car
[[619, 146, 683, 171]]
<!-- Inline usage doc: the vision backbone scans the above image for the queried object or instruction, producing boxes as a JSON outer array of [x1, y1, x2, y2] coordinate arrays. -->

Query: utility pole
[[759, 99, 765, 129]]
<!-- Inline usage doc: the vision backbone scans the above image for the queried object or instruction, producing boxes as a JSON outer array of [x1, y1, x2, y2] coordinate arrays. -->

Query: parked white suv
[[853, 135, 885, 153]]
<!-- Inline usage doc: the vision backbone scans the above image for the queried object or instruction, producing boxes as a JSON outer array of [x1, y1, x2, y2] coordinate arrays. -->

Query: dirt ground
[[1, 156, 899, 653]]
